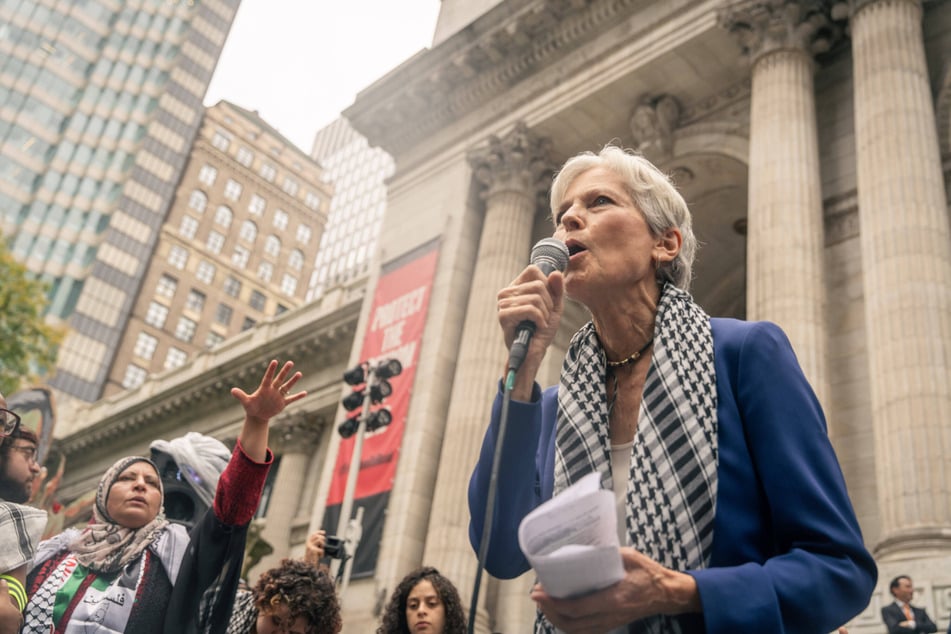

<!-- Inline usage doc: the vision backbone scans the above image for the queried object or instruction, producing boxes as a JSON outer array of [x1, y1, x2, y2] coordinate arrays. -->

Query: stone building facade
[[48, 1, 950, 632]]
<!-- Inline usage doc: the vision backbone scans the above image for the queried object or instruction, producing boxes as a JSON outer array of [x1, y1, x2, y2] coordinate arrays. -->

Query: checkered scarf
[[0, 501, 46, 572], [537, 284, 718, 634]]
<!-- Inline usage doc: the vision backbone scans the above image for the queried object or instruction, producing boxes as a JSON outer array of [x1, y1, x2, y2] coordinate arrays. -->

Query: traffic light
[[337, 359, 402, 438], [338, 412, 361, 439]]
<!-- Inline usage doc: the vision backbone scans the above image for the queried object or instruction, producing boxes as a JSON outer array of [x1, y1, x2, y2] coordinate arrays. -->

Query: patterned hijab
[[69, 455, 169, 573], [538, 283, 719, 634]]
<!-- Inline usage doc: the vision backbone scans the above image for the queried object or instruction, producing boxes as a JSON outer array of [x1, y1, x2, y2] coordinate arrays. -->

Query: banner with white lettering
[[323, 241, 439, 576]]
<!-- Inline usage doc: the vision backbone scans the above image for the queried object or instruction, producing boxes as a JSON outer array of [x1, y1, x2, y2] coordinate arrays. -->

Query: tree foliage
[[0, 237, 65, 395]]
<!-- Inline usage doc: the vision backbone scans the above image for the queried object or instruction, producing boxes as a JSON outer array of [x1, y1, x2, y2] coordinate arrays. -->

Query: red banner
[[326, 242, 438, 508]]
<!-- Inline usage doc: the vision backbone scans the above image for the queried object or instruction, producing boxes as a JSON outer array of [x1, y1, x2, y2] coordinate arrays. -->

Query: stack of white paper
[[517, 472, 624, 598]]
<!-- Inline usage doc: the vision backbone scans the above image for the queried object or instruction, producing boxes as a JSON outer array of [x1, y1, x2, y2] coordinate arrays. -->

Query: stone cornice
[[55, 296, 361, 457], [344, 0, 647, 156]]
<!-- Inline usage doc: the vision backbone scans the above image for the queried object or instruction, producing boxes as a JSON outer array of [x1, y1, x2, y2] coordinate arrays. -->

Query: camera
[[323, 535, 347, 560]]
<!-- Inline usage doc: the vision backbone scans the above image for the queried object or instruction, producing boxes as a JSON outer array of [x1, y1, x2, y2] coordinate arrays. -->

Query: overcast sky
[[204, 0, 441, 154]]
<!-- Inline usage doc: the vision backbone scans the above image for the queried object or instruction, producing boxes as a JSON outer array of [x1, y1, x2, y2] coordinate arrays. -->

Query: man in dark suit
[[881, 575, 938, 633]]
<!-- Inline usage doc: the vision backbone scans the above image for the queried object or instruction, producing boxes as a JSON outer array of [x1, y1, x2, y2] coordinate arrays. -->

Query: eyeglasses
[[9, 444, 37, 465], [0, 408, 21, 437]]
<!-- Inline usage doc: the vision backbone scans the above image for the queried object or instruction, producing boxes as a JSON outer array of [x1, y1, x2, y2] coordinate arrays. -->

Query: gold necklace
[[605, 337, 654, 369]]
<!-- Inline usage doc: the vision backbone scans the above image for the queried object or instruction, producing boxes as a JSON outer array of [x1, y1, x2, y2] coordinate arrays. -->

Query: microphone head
[[530, 238, 570, 276]]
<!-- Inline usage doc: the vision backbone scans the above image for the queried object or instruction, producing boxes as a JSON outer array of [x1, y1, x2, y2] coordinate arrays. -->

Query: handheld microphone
[[507, 238, 570, 373]]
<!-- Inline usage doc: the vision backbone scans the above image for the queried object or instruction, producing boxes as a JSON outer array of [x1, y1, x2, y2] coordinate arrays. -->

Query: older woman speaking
[[23, 360, 304, 634], [468, 146, 876, 633]]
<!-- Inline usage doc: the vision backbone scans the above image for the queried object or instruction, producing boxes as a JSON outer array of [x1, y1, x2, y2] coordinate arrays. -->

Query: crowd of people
[[7, 146, 942, 634]]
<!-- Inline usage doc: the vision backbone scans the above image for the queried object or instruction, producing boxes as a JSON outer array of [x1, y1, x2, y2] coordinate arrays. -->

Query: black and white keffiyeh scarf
[[537, 284, 718, 634], [0, 501, 47, 572]]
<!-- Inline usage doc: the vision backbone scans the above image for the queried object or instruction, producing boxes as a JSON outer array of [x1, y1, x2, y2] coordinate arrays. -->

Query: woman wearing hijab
[[468, 146, 876, 633], [23, 359, 304, 634]]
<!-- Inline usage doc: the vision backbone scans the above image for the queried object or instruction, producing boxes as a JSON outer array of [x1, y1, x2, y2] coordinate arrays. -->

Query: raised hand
[[232, 360, 306, 462]]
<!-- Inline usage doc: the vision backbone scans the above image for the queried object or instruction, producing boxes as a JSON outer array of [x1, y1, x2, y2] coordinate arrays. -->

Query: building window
[[133, 332, 158, 360], [282, 177, 299, 196], [214, 205, 233, 227], [296, 224, 312, 244], [211, 130, 230, 151], [188, 190, 207, 213], [206, 231, 225, 255], [174, 316, 197, 342], [215, 303, 233, 326], [224, 178, 242, 201], [164, 347, 187, 370], [241, 317, 256, 331], [185, 289, 206, 313], [260, 163, 276, 182], [236, 146, 253, 167], [239, 220, 257, 243], [179, 215, 198, 239], [264, 235, 281, 258], [273, 210, 288, 230], [249, 290, 266, 311], [249, 194, 266, 216], [232, 245, 250, 269], [205, 331, 224, 348], [122, 364, 148, 389], [167, 245, 188, 269], [280, 274, 297, 296], [156, 274, 177, 298], [198, 164, 217, 186], [145, 301, 169, 328], [196, 260, 216, 284], [257, 261, 273, 283], [304, 191, 321, 211], [223, 276, 242, 298], [276, 304, 288, 315], [288, 249, 304, 271]]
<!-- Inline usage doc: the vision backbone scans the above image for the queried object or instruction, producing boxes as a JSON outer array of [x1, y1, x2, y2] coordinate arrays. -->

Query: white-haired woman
[[468, 146, 876, 633]]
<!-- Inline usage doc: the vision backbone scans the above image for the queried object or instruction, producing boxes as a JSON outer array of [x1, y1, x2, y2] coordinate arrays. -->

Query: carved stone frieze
[[629, 94, 682, 163], [718, 0, 847, 63], [467, 121, 554, 200]]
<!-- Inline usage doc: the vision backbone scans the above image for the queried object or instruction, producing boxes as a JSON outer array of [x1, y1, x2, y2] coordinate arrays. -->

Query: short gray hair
[[549, 145, 696, 290]]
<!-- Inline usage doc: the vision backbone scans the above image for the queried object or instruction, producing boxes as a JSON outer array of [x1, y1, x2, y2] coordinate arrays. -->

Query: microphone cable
[[467, 368, 518, 634]]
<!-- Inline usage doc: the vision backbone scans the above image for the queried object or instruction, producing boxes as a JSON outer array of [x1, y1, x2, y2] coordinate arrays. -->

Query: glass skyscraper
[[0, 0, 240, 401]]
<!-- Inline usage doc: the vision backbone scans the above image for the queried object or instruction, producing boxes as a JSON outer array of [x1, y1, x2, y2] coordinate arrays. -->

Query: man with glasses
[[0, 391, 47, 632]]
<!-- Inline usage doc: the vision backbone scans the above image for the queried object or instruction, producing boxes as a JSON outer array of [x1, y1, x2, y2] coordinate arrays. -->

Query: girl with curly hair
[[228, 556, 341, 634], [377, 567, 466, 634]]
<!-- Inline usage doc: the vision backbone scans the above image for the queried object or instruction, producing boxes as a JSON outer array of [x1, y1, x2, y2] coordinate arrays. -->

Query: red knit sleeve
[[212, 439, 273, 526]]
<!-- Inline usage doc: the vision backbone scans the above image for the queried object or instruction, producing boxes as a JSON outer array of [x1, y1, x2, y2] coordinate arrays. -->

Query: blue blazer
[[468, 318, 877, 633]]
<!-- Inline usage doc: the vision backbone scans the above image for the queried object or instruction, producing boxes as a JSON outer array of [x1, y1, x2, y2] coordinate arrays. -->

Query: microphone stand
[[468, 367, 518, 634]]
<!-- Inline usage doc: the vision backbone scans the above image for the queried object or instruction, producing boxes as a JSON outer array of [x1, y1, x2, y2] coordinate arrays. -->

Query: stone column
[[719, 0, 841, 405], [422, 122, 553, 632], [251, 413, 324, 577], [849, 0, 951, 555]]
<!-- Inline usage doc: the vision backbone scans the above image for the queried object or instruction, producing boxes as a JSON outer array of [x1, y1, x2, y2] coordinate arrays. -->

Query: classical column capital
[[268, 411, 326, 454], [846, 0, 923, 18], [468, 121, 555, 200], [718, 0, 846, 63], [629, 94, 682, 164]]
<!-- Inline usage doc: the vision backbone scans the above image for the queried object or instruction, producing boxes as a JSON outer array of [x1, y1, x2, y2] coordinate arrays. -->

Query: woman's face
[[256, 601, 308, 634], [553, 166, 663, 307], [405, 579, 446, 634], [105, 462, 162, 529]]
